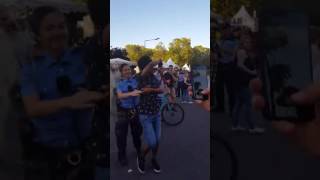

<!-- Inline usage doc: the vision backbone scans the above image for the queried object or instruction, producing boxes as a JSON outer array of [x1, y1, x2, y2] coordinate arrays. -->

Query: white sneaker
[[249, 127, 265, 134], [231, 126, 246, 131], [188, 101, 193, 104]]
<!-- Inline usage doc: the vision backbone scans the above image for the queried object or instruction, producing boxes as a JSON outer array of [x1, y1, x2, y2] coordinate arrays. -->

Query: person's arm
[[20, 65, 103, 118], [142, 77, 163, 94], [250, 78, 320, 157], [141, 87, 162, 93], [171, 72, 178, 81], [117, 90, 141, 99], [237, 50, 256, 75], [184, 77, 191, 86], [22, 89, 104, 118], [23, 95, 71, 118], [193, 88, 210, 111]]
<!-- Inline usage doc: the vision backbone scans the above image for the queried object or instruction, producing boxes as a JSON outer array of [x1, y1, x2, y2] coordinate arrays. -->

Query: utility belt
[[118, 106, 138, 119], [26, 143, 87, 172]]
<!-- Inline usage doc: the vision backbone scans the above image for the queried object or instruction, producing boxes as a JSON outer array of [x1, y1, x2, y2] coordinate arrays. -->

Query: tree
[[190, 45, 210, 67], [151, 42, 169, 61], [168, 38, 192, 66], [125, 44, 153, 62], [110, 48, 129, 60]]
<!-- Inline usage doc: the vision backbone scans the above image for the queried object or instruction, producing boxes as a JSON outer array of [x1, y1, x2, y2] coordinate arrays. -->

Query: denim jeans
[[232, 87, 255, 129], [181, 88, 188, 102], [139, 114, 161, 148]]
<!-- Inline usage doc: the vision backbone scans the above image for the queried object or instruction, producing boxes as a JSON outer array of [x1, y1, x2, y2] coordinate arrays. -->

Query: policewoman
[[20, 6, 104, 180], [116, 63, 142, 166]]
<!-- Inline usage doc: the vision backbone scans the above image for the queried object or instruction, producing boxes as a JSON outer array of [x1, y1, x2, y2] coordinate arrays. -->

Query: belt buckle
[[130, 109, 137, 118], [66, 151, 81, 166]]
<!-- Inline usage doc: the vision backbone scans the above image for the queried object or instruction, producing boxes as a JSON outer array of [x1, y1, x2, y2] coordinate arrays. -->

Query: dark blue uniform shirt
[[20, 48, 92, 148], [116, 76, 139, 109]]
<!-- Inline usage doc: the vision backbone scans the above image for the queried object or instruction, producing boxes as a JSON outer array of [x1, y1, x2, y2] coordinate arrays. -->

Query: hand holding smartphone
[[259, 9, 315, 122]]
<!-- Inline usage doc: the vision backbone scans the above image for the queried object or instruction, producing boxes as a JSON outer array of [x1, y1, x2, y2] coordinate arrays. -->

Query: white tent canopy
[[110, 58, 137, 73], [231, 6, 257, 32], [182, 63, 191, 71], [163, 59, 178, 68], [110, 58, 136, 66]]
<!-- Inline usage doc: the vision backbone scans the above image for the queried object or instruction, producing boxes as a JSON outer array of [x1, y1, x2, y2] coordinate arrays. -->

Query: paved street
[[110, 103, 210, 180], [213, 112, 320, 180]]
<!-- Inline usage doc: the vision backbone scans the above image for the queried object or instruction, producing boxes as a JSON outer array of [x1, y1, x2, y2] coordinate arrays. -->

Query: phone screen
[[260, 10, 314, 120]]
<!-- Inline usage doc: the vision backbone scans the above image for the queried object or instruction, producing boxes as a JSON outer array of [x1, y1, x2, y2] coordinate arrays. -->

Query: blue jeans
[[232, 87, 255, 129], [139, 114, 161, 148], [181, 88, 188, 102], [160, 94, 169, 111]]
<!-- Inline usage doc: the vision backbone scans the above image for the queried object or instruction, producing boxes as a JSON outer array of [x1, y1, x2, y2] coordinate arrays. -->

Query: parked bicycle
[[212, 133, 238, 180], [160, 94, 185, 126]]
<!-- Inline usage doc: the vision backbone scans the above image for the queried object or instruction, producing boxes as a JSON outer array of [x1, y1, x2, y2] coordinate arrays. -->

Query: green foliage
[[125, 44, 153, 62], [123, 38, 208, 67], [110, 48, 129, 60], [168, 38, 192, 66], [190, 45, 210, 67], [152, 42, 169, 61]]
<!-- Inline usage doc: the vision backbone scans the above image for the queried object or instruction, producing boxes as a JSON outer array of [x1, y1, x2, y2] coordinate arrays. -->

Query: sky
[[110, 0, 210, 49]]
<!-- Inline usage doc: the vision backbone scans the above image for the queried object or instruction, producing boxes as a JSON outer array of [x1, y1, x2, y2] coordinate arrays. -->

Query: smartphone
[[191, 66, 209, 101], [259, 9, 315, 122]]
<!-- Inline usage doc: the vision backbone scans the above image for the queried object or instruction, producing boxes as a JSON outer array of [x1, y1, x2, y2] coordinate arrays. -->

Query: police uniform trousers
[[115, 107, 142, 156]]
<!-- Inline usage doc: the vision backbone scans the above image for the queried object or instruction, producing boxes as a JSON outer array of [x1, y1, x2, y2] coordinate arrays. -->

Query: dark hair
[[28, 6, 61, 36], [137, 55, 152, 70], [119, 63, 129, 73], [87, 0, 109, 29]]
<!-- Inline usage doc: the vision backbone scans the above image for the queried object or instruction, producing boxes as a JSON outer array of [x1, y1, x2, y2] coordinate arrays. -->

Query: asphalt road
[[110, 103, 210, 180], [213, 112, 320, 180]]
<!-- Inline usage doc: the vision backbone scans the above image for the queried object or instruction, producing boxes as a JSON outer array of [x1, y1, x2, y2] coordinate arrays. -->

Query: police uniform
[[116, 76, 142, 159], [20, 48, 94, 180]]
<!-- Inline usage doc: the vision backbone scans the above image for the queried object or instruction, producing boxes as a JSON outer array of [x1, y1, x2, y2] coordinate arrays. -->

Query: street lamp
[[144, 37, 160, 47]]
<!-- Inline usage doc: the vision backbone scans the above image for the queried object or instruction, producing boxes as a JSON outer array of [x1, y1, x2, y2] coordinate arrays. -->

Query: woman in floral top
[[136, 56, 163, 174]]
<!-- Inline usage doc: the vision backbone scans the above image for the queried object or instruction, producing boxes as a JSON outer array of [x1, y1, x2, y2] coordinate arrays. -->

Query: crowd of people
[[111, 56, 197, 174], [0, 0, 108, 180], [213, 23, 265, 134], [213, 22, 320, 160]]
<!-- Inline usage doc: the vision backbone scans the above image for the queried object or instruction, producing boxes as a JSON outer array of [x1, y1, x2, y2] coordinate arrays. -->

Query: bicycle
[[212, 133, 238, 180], [160, 94, 185, 126]]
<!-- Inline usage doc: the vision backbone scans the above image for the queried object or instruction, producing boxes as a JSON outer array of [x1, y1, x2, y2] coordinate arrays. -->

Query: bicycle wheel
[[212, 134, 238, 180], [161, 103, 184, 126]]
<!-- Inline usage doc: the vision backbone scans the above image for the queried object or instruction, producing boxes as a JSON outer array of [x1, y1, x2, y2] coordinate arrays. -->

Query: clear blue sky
[[110, 0, 210, 49]]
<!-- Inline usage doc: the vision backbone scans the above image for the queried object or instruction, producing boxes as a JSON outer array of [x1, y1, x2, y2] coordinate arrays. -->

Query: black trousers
[[176, 81, 185, 97], [214, 62, 236, 113], [115, 109, 142, 156], [23, 145, 95, 180]]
